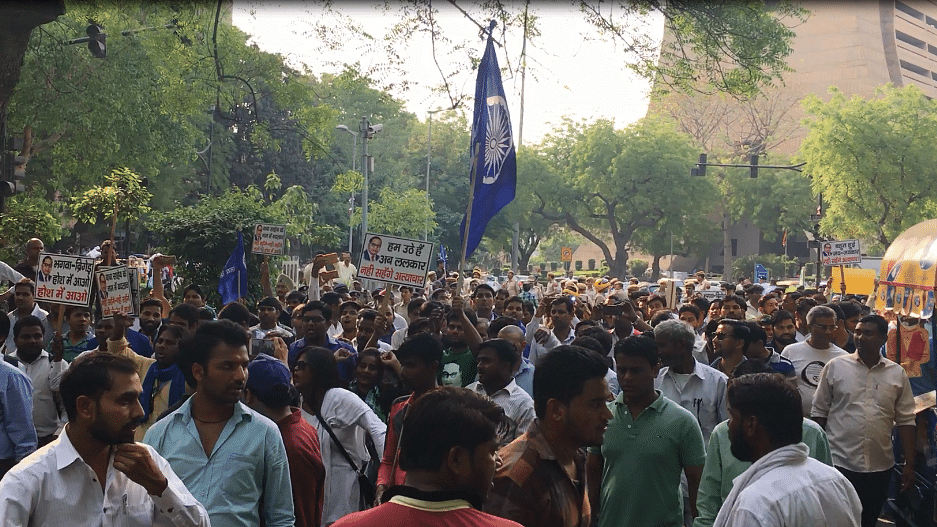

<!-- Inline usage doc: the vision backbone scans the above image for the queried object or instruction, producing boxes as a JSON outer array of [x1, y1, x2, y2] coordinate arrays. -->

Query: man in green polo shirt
[[587, 334, 706, 527]]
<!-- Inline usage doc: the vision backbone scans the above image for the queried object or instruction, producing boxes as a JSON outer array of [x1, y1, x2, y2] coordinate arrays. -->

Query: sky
[[232, 1, 661, 143]]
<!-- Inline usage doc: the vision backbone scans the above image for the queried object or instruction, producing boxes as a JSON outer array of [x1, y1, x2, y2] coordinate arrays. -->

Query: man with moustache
[[588, 335, 706, 527], [10, 315, 67, 447], [767, 310, 798, 353], [712, 373, 860, 527], [485, 345, 612, 527], [0, 353, 210, 526], [143, 320, 294, 527]]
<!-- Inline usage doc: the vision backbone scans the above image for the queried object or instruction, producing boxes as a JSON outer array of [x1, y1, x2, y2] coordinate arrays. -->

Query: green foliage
[[801, 85, 937, 250], [0, 195, 65, 263], [629, 259, 649, 277], [69, 167, 152, 225], [731, 254, 798, 281], [148, 186, 340, 306], [535, 116, 718, 277], [351, 187, 436, 240]]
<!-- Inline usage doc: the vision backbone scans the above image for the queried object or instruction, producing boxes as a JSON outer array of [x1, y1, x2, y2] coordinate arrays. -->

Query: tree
[[69, 167, 152, 247], [0, 195, 65, 264], [0, 2, 64, 117], [801, 85, 937, 250], [148, 178, 340, 306], [534, 116, 717, 278]]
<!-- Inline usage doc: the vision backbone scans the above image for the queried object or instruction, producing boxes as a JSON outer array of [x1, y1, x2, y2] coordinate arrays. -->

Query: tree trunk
[[0, 2, 64, 117], [722, 209, 733, 282], [650, 252, 662, 281], [609, 256, 629, 279]]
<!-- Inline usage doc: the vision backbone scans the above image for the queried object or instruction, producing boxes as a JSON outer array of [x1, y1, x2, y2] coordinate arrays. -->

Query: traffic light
[[86, 24, 106, 58], [1, 153, 25, 197], [692, 153, 707, 177], [749, 154, 759, 178]]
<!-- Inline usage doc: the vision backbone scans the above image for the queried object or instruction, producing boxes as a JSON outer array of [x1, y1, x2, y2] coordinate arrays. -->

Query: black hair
[[823, 302, 845, 323], [472, 283, 495, 297], [258, 296, 283, 311], [286, 290, 306, 303], [771, 309, 796, 327], [407, 317, 435, 337], [522, 301, 535, 316], [678, 304, 701, 320], [857, 314, 888, 337], [733, 359, 774, 377], [60, 353, 138, 422], [13, 315, 44, 338], [183, 284, 204, 299], [533, 345, 609, 419], [419, 300, 444, 318], [65, 304, 93, 319], [177, 319, 250, 387], [835, 301, 863, 322], [504, 295, 525, 309], [488, 316, 518, 339], [795, 296, 819, 317], [727, 373, 803, 448], [690, 296, 711, 313], [14, 278, 36, 295], [301, 300, 331, 320], [722, 294, 748, 311], [613, 334, 659, 368], [298, 346, 345, 392], [550, 296, 574, 313], [357, 308, 378, 322], [168, 303, 200, 327], [156, 323, 186, 343], [140, 298, 163, 310], [479, 338, 518, 366], [397, 332, 443, 366], [743, 321, 767, 346], [217, 302, 252, 326], [398, 386, 507, 473], [570, 336, 605, 357], [579, 326, 613, 355], [446, 308, 478, 327], [717, 318, 752, 353], [320, 292, 341, 306], [407, 298, 426, 315], [197, 307, 215, 322], [576, 319, 599, 331], [647, 294, 667, 308]]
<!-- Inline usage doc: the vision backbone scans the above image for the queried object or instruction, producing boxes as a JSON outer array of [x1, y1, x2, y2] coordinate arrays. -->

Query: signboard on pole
[[560, 247, 573, 262], [821, 239, 862, 266], [251, 224, 287, 256], [35, 253, 95, 306], [96, 266, 133, 316], [754, 263, 769, 283], [357, 233, 435, 288]]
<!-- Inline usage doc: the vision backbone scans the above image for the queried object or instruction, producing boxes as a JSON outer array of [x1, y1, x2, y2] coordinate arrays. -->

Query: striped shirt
[[468, 380, 535, 446]]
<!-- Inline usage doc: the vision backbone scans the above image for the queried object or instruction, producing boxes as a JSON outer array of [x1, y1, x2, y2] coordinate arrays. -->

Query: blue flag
[[439, 244, 447, 264], [218, 230, 247, 304], [460, 24, 516, 259]]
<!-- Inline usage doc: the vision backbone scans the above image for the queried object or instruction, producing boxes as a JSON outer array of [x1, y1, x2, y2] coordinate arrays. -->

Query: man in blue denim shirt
[[144, 320, 294, 527]]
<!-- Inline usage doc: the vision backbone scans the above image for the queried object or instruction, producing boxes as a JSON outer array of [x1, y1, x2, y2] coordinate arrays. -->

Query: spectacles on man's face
[[303, 316, 326, 324], [713, 333, 735, 340], [811, 323, 837, 332]]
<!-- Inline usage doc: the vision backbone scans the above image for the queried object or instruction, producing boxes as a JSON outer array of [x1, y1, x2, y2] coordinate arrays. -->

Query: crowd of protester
[[0, 239, 918, 526]]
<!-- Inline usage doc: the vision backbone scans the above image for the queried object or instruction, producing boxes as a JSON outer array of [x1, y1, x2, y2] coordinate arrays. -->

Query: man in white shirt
[[5, 279, 52, 355], [336, 252, 357, 285], [654, 319, 727, 444], [468, 338, 534, 446], [10, 316, 67, 447], [0, 352, 210, 526], [812, 314, 916, 527], [781, 305, 846, 416], [249, 297, 294, 340], [502, 271, 520, 297], [713, 373, 860, 527]]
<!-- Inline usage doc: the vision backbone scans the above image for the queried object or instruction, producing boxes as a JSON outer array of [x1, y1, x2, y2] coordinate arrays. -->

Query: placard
[[357, 233, 434, 288], [129, 268, 141, 316], [828, 266, 876, 296], [560, 247, 573, 262], [252, 224, 287, 256], [821, 239, 862, 266], [96, 265, 134, 316], [35, 253, 96, 306]]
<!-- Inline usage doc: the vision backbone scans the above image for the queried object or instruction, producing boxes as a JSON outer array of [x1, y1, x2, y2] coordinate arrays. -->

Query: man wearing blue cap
[[244, 354, 325, 527]]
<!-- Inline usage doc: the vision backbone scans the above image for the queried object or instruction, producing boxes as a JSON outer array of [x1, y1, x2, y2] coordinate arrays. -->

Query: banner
[[96, 266, 133, 316], [358, 233, 434, 288], [218, 231, 248, 305], [821, 239, 862, 266], [252, 224, 287, 256], [828, 266, 876, 296], [35, 253, 95, 306]]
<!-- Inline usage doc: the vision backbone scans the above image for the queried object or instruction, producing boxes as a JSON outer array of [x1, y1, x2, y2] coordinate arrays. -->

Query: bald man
[[497, 325, 534, 396]]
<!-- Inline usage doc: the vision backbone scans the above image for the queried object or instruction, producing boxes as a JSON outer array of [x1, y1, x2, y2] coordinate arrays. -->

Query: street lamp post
[[335, 124, 359, 252], [358, 117, 383, 243]]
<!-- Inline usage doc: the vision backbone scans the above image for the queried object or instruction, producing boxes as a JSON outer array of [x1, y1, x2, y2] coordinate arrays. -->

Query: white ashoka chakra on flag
[[483, 96, 512, 185]]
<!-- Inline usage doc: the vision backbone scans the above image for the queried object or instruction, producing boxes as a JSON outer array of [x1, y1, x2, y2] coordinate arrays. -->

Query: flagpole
[[459, 144, 479, 295], [458, 20, 496, 295]]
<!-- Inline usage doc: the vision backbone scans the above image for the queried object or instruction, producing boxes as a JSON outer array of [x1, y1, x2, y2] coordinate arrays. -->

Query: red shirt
[[377, 395, 412, 487], [333, 492, 523, 527], [277, 407, 326, 527]]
